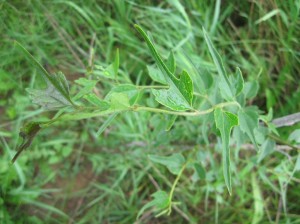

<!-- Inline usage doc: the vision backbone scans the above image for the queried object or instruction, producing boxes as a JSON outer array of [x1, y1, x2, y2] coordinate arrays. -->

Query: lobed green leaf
[[135, 25, 193, 111], [14, 42, 75, 108], [214, 108, 238, 194]]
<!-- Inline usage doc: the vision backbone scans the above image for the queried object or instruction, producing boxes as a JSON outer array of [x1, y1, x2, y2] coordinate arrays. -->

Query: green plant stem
[[134, 101, 240, 116], [137, 85, 169, 90], [41, 101, 240, 127], [268, 134, 300, 151], [167, 162, 187, 215]]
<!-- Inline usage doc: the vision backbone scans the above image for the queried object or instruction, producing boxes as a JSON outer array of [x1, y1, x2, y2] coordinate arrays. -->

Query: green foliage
[[148, 153, 185, 175], [11, 121, 42, 163], [2, 1, 300, 223], [14, 42, 75, 109], [203, 28, 233, 101], [135, 25, 194, 111], [137, 190, 170, 219], [238, 107, 260, 150], [214, 109, 238, 194]]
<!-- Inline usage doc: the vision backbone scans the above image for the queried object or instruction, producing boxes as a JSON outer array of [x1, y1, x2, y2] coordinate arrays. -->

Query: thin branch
[[268, 134, 300, 151], [272, 112, 300, 128]]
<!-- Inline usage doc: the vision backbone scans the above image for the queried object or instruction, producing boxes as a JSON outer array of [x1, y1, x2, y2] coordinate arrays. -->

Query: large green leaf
[[15, 41, 75, 109], [238, 107, 259, 150], [135, 25, 193, 111], [214, 108, 238, 194], [203, 29, 233, 101], [148, 153, 185, 175]]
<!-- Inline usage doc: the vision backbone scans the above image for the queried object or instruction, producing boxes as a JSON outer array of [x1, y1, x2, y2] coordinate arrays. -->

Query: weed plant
[[1, 1, 300, 223]]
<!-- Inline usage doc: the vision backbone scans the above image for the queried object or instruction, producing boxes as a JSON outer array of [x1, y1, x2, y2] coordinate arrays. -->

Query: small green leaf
[[147, 65, 167, 84], [83, 93, 110, 109], [73, 78, 98, 101], [294, 154, 300, 172], [105, 84, 139, 106], [257, 139, 276, 163], [12, 122, 42, 163], [137, 190, 169, 220], [113, 48, 119, 77], [103, 48, 119, 78], [96, 112, 118, 137], [251, 173, 264, 224], [14, 42, 75, 108], [288, 129, 300, 144], [166, 51, 176, 74], [260, 108, 273, 123], [135, 25, 193, 111], [244, 81, 259, 99], [234, 67, 244, 96], [194, 163, 206, 180], [203, 28, 233, 100], [148, 153, 185, 175], [214, 108, 238, 194], [238, 107, 259, 150], [165, 115, 178, 131], [147, 65, 168, 85], [108, 92, 130, 110]]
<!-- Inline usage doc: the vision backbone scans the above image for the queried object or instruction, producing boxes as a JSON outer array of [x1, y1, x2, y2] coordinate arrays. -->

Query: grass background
[[1, 0, 300, 223]]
